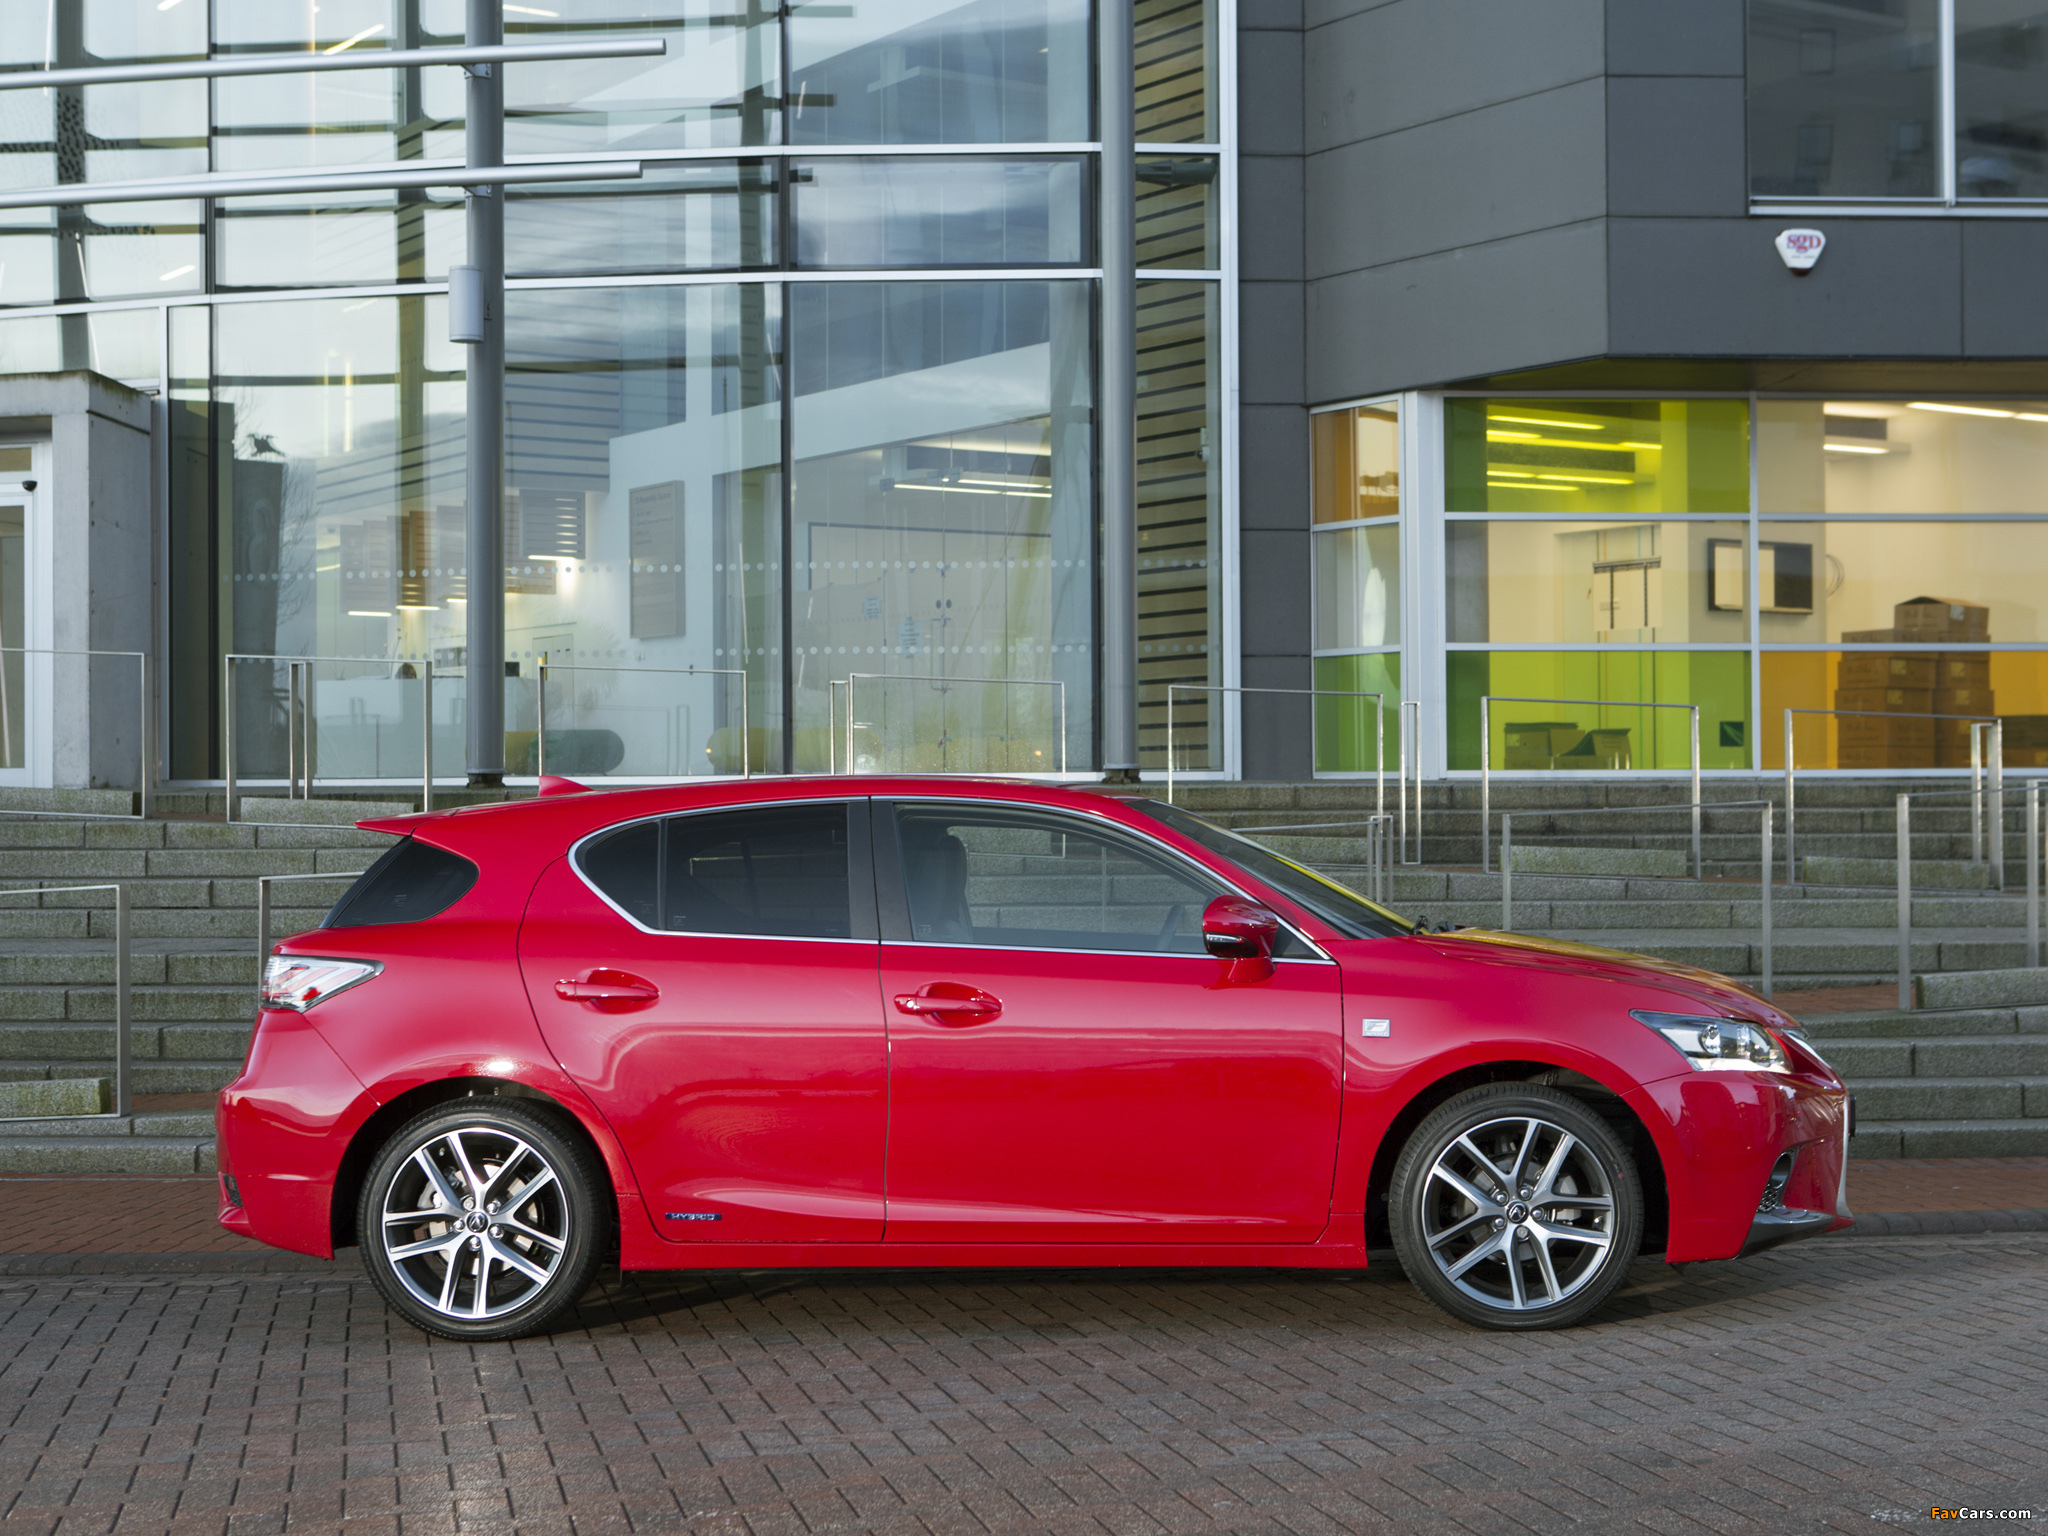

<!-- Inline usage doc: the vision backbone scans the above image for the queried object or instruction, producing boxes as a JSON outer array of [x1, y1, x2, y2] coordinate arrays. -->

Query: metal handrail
[[0, 39, 666, 92], [2029, 781, 2046, 970], [1230, 813, 1397, 903], [0, 648, 154, 820], [1479, 696, 1701, 876], [1400, 699, 1423, 865], [535, 663, 750, 780], [1891, 780, 2035, 1008], [257, 869, 384, 973], [224, 653, 433, 822], [1164, 685, 1386, 807], [841, 673, 1067, 775], [1499, 800, 1776, 998], [0, 883, 130, 1120], [1783, 708, 2001, 884]]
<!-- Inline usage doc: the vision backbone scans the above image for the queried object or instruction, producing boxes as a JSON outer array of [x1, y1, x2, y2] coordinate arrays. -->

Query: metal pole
[[0, 39, 664, 92], [1097, 0, 1137, 781], [1402, 699, 1421, 865], [421, 661, 434, 812], [1990, 721, 2005, 891], [1165, 687, 1176, 803], [1971, 722, 1984, 863], [2028, 782, 2040, 968], [1760, 802, 1773, 1000], [536, 662, 548, 780], [464, 0, 507, 787], [287, 661, 302, 800], [223, 657, 238, 823], [1501, 815, 1513, 932], [137, 653, 153, 820], [1783, 708, 1796, 885], [1375, 695, 1385, 819], [113, 882, 131, 1119], [1897, 792, 1913, 1011], [1690, 705, 1702, 880], [258, 876, 272, 980], [1480, 695, 1492, 874]]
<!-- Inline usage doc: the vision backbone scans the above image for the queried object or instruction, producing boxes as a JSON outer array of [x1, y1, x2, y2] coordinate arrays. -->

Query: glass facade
[[1306, 402, 1400, 774], [0, 0, 1230, 783], [1748, 0, 2048, 203]]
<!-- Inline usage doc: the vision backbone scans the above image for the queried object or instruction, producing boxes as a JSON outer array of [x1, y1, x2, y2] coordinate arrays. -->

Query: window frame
[[568, 797, 877, 943]]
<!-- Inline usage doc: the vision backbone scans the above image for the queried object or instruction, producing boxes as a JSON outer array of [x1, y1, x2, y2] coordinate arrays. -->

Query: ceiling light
[[1488, 414, 1606, 431], [346, 609, 393, 618], [156, 0, 185, 10], [325, 22, 385, 53], [1617, 441, 1662, 450], [1485, 430, 1538, 441], [1909, 402, 2014, 418], [2016, 412, 2048, 423], [504, 3, 560, 13], [157, 263, 195, 282], [1824, 442, 1887, 454], [892, 483, 1051, 499], [1537, 473, 1634, 485]]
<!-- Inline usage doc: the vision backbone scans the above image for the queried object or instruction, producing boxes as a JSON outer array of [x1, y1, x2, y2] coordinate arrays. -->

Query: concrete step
[[1851, 1118, 2048, 1158], [0, 848, 380, 881], [1796, 1005, 2048, 1040], [238, 797, 416, 825], [1846, 1076, 2048, 1121], [0, 1077, 109, 1118], [1917, 968, 2048, 1010], [0, 1060, 244, 1094], [1805, 855, 1996, 889], [0, 951, 259, 987], [1507, 846, 1689, 879], [0, 987, 262, 1026], [0, 1125, 217, 1174], [0, 821, 392, 851]]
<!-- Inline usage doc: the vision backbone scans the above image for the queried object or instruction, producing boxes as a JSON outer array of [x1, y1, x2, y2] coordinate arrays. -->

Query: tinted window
[[323, 838, 478, 929], [1125, 800, 1412, 941], [892, 804, 1232, 955], [578, 806, 855, 940]]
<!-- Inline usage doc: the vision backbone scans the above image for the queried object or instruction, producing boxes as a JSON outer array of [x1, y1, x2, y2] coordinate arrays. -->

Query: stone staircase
[[0, 791, 406, 1173]]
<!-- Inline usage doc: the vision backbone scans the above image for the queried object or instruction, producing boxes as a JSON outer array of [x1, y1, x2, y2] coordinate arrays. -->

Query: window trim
[[568, 797, 877, 944], [870, 796, 1334, 962]]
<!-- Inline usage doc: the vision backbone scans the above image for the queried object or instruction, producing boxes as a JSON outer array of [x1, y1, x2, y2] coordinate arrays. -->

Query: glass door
[[0, 477, 48, 787]]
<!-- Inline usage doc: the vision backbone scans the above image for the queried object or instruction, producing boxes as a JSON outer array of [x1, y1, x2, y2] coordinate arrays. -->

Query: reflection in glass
[[1136, 280, 1221, 772], [1444, 521, 1750, 644], [1315, 525, 1399, 651], [1446, 399, 1749, 514], [1312, 653, 1401, 776], [1135, 156, 1218, 268], [1956, 0, 2048, 197], [1447, 651, 1752, 772], [0, 309, 158, 381], [789, 280, 1093, 773], [788, 0, 1091, 145], [1137, 0, 1216, 142], [1755, 521, 2046, 644], [1748, 0, 1940, 197], [510, 162, 778, 275], [1758, 398, 2048, 514], [1312, 403, 1400, 525], [794, 158, 1086, 268], [1766, 650, 2048, 769]]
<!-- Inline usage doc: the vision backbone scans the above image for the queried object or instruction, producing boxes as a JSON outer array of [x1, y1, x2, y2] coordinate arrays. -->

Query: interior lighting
[[158, 264, 195, 282], [346, 609, 393, 617], [1487, 414, 1607, 431], [1537, 472, 1634, 485], [1909, 402, 2014, 418], [2016, 413, 2048, 423], [156, 0, 185, 10], [1616, 441, 1662, 450], [1824, 442, 1888, 454], [326, 23, 386, 52], [892, 482, 1051, 499], [1485, 430, 1539, 441], [504, 3, 561, 12]]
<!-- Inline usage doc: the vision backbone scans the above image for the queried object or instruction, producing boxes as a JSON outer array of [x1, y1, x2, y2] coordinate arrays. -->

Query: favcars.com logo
[[1928, 1509, 2036, 1521]]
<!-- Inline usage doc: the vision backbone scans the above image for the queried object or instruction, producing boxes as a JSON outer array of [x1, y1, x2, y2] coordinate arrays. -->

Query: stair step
[[0, 1077, 109, 1118], [1843, 1076, 2048, 1120], [1850, 1119, 2048, 1158], [0, 1134, 214, 1175]]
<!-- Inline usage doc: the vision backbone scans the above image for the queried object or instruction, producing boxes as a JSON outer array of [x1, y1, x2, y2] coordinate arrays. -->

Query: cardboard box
[[1835, 686, 1935, 715], [1555, 728, 1632, 769], [1896, 596, 1990, 641], [1842, 628, 1904, 643], [1838, 715, 1935, 748], [1933, 688, 1996, 717], [1840, 742, 1936, 769], [2005, 747, 2048, 769], [1934, 653, 1992, 690], [2001, 715, 2048, 749], [1838, 654, 1937, 690]]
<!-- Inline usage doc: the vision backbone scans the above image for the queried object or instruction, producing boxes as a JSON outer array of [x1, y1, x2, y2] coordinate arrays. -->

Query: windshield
[[1125, 800, 1415, 940]]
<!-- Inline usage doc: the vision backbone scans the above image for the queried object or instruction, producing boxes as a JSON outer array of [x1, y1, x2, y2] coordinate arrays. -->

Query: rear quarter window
[[323, 837, 479, 928]]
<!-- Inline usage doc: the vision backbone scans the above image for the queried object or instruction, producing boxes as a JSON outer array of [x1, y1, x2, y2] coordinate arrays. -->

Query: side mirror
[[1202, 895, 1280, 980]]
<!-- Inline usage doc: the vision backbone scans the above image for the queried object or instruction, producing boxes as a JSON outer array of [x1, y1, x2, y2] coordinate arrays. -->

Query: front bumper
[[1741, 1204, 1835, 1256]]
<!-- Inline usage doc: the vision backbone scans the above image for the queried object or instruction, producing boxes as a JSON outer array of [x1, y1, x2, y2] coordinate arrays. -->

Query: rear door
[[521, 799, 887, 1242]]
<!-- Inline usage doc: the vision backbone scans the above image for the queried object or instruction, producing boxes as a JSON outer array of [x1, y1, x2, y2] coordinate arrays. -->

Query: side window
[[323, 837, 478, 928], [891, 804, 1227, 955], [578, 804, 857, 940]]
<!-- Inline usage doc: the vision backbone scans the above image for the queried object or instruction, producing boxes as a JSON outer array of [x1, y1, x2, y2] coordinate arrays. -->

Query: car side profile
[[218, 777, 1851, 1339]]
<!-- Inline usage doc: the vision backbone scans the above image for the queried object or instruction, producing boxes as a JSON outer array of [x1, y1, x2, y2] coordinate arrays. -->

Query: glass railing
[[223, 653, 443, 819], [0, 647, 154, 818], [530, 664, 750, 779], [830, 673, 1067, 775]]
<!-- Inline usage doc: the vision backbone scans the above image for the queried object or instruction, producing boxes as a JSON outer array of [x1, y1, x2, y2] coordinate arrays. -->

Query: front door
[[521, 799, 887, 1242], [876, 800, 1345, 1245]]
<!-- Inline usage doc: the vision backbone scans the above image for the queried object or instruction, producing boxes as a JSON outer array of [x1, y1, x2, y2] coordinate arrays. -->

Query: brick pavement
[[1, 1236, 2044, 1535]]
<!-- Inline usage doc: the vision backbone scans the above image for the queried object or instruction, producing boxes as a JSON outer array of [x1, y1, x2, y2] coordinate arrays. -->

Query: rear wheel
[[358, 1098, 608, 1342], [1389, 1084, 1642, 1331]]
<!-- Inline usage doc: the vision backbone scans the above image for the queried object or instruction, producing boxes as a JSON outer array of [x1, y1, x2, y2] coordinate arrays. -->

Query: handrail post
[[1401, 698, 1421, 865], [1501, 815, 1513, 932], [258, 875, 272, 979], [113, 882, 131, 1119], [223, 655, 238, 823], [2028, 781, 2041, 968], [1990, 721, 2005, 891], [1759, 802, 1773, 1000], [1480, 695, 1492, 874], [1690, 705, 1702, 880], [1783, 708, 1796, 886], [1897, 792, 1913, 1011], [420, 660, 434, 812], [536, 662, 548, 781], [1375, 694, 1385, 818], [1166, 686, 1176, 804], [137, 652, 153, 821], [1971, 723, 1985, 863]]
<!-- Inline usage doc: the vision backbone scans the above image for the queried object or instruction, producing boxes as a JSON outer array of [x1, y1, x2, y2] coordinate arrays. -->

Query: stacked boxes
[[2004, 716, 2048, 769], [1835, 598, 1995, 768], [1501, 722, 1633, 770]]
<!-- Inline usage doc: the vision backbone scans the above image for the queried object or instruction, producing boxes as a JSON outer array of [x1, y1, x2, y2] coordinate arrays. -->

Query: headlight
[[263, 956, 381, 1012], [1631, 1009, 1789, 1072]]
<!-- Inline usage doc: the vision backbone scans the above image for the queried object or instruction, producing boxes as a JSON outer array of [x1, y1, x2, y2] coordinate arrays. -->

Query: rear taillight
[[262, 955, 381, 1012]]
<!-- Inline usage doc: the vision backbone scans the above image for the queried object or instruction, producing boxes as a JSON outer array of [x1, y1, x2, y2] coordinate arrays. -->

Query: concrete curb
[[1841, 1208, 2048, 1236], [0, 1250, 363, 1275]]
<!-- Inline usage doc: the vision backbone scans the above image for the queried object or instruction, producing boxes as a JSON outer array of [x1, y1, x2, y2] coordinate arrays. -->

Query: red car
[[218, 777, 1851, 1340]]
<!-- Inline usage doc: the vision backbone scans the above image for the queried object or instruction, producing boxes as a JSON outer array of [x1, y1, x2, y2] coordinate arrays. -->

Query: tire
[[1389, 1084, 1642, 1331], [358, 1097, 609, 1342]]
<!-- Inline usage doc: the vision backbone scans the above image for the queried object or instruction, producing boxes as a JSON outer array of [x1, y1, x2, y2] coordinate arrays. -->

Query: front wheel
[[358, 1098, 608, 1342], [1389, 1084, 1642, 1331]]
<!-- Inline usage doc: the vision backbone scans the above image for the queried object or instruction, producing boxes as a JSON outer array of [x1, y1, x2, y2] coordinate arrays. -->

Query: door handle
[[555, 968, 659, 1004], [893, 983, 1001, 1025]]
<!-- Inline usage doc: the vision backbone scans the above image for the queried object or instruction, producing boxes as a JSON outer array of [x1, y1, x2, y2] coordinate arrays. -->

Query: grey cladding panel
[[1305, 0, 1604, 153], [1240, 529, 1313, 657], [1239, 29, 1305, 157], [1240, 280, 1306, 405], [1239, 405, 1311, 531], [1240, 154, 1305, 281], [1607, 219, 1963, 357], [1239, 0, 1305, 28], [1607, 77, 1746, 217], [1962, 222, 2048, 357], [1305, 220, 1608, 400], [1605, 0, 1744, 76], [1306, 78, 1605, 277]]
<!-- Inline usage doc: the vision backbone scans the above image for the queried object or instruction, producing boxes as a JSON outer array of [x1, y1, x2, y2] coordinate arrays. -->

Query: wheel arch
[[330, 1076, 621, 1254], [1362, 1060, 1671, 1257]]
